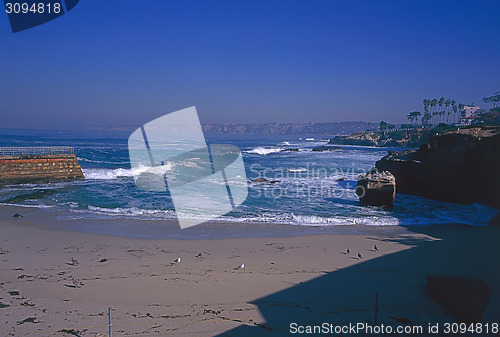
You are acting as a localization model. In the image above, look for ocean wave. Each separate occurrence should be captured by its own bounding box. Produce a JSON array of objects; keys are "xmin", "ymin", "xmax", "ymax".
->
[
  {"xmin": 245, "ymin": 147, "xmax": 283, "ymax": 155},
  {"xmin": 291, "ymin": 214, "xmax": 401, "ymax": 226},
  {"xmin": 288, "ymin": 168, "xmax": 307, "ymax": 173},
  {"xmin": 83, "ymin": 167, "xmax": 145, "ymax": 180}
]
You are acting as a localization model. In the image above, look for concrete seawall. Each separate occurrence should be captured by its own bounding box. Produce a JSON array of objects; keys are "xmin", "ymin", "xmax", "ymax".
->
[{"xmin": 0, "ymin": 154, "xmax": 84, "ymax": 183}]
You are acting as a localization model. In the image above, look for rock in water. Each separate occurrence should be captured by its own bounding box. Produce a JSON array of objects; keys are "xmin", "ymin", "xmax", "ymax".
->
[
  {"xmin": 490, "ymin": 212, "xmax": 500, "ymax": 227},
  {"xmin": 427, "ymin": 275, "xmax": 491, "ymax": 324},
  {"xmin": 312, "ymin": 145, "xmax": 342, "ymax": 152},
  {"xmin": 355, "ymin": 168, "xmax": 395, "ymax": 207}
]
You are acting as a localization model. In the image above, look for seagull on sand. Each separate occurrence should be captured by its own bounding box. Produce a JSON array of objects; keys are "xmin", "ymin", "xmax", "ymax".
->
[
  {"xmin": 70, "ymin": 257, "xmax": 79, "ymax": 266},
  {"xmin": 374, "ymin": 244, "xmax": 378, "ymax": 252},
  {"xmin": 195, "ymin": 253, "xmax": 203, "ymax": 258},
  {"xmin": 358, "ymin": 252, "xmax": 363, "ymax": 259},
  {"xmin": 346, "ymin": 247, "xmax": 350, "ymax": 255},
  {"xmin": 235, "ymin": 263, "xmax": 245, "ymax": 270},
  {"xmin": 170, "ymin": 257, "xmax": 181, "ymax": 266},
  {"xmin": 0, "ymin": 248, "xmax": 9, "ymax": 255},
  {"xmin": 71, "ymin": 278, "xmax": 83, "ymax": 288}
]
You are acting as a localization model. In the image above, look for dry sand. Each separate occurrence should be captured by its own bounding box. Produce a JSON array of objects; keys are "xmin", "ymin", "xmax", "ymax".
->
[{"xmin": 0, "ymin": 205, "xmax": 499, "ymax": 336}]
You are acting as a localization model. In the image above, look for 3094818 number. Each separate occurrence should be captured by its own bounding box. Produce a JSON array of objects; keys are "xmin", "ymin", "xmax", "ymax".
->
[{"xmin": 5, "ymin": 2, "xmax": 61, "ymax": 14}]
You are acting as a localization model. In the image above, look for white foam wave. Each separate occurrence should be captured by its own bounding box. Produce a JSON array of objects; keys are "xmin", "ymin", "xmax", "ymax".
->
[
  {"xmin": 306, "ymin": 138, "xmax": 315, "ymax": 141},
  {"xmin": 245, "ymin": 147, "xmax": 283, "ymax": 155},
  {"xmin": 288, "ymin": 168, "xmax": 307, "ymax": 173}
]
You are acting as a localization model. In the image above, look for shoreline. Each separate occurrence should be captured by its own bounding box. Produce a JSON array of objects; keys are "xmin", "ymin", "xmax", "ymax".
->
[{"xmin": 0, "ymin": 203, "xmax": 456, "ymax": 241}]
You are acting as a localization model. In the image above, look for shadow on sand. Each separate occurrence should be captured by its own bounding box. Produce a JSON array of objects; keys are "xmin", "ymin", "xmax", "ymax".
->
[{"xmin": 215, "ymin": 224, "xmax": 500, "ymax": 336}]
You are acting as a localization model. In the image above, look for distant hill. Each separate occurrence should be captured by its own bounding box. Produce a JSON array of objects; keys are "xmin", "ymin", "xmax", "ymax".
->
[{"xmin": 201, "ymin": 121, "xmax": 371, "ymax": 136}]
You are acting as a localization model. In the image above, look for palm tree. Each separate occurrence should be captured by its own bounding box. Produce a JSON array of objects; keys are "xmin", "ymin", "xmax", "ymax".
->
[
  {"xmin": 444, "ymin": 99, "xmax": 451, "ymax": 124},
  {"xmin": 438, "ymin": 97, "xmax": 445, "ymax": 124},
  {"xmin": 431, "ymin": 98, "xmax": 438, "ymax": 126},
  {"xmin": 450, "ymin": 99, "xmax": 457, "ymax": 123}
]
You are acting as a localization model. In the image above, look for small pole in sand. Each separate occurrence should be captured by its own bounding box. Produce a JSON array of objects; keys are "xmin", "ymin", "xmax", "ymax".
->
[
  {"xmin": 374, "ymin": 292, "xmax": 379, "ymax": 325},
  {"xmin": 108, "ymin": 307, "xmax": 113, "ymax": 337}
]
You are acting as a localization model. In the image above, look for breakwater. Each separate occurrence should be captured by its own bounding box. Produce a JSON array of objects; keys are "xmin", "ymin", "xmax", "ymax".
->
[{"xmin": 0, "ymin": 147, "xmax": 84, "ymax": 183}]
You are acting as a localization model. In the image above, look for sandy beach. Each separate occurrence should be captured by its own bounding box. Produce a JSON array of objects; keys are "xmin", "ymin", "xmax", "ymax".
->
[{"xmin": 0, "ymin": 205, "xmax": 499, "ymax": 337}]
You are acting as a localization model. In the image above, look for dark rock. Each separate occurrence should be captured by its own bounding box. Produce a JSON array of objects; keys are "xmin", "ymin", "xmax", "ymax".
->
[
  {"xmin": 312, "ymin": 145, "xmax": 342, "ymax": 152},
  {"xmin": 336, "ymin": 177, "xmax": 347, "ymax": 181},
  {"xmin": 280, "ymin": 148, "xmax": 299, "ymax": 152},
  {"xmin": 12, "ymin": 213, "xmax": 23, "ymax": 218},
  {"xmin": 376, "ymin": 126, "xmax": 500, "ymax": 209},
  {"xmin": 99, "ymin": 258, "xmax": 108, "ymax": 263},
  {"xmin": 490, "ymin": 212, "xmax": 500, "ymax": 227},
  {"xmin": 427, "ymin": 275, "xmax": 491, "ymax": 323},
  {"xmin": 355, "ymin": 168, "xmax": 395, "ymax": 207},
  {"xmin": 252, "ymin": 177, "xmax": 279, "ymax": 184},
  {"xmin": 4, "ymin": 189, "xmax": 57, "ymax": 204}
]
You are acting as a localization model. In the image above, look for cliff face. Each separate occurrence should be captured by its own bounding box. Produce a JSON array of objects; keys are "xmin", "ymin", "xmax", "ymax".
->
[
  {"xmin": 0, "ymin": 154, "xmax": 84, "ymax": 184},
  {"xmin": 375, "ymin": 126, "xmax": 500, "ymax": 209}
]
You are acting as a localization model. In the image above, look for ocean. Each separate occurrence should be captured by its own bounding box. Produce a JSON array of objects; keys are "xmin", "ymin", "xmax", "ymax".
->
[{"xmin": 0, "ymin": 128, "xmax": 496, "ymax": 238}]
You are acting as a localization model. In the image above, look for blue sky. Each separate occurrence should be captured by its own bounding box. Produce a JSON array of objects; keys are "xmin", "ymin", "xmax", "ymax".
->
[{"xmin": 1, "ymin": 0, "xmax": 499, "ymax": 129}]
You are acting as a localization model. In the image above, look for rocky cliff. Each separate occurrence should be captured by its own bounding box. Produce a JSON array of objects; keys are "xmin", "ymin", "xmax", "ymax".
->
[
  {"xmin": 375, "ymin": 126, "xmax": 500, "ymax": 209},
  {"xmin": 329, "ymin": 128, "xmax": 431, "ymax": 147}
]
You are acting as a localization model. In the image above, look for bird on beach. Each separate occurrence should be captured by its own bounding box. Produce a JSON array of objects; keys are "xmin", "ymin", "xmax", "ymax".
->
[
  {"xmin": 71, "ymin": 278, "xmax": 83, "ymax": 289},
  {"xmin": 170, "ymin": 257, "xmax": 181, "ymax": 266},
  {"xmin": 70, "ymin": 257, "xmax": 79, "ymax": 266},
  {"xmin": 0, "ymin": 248, "xmax": 9, "ymax": 255},
  {"xmin": 346, "ymin": 247, "xmax": 350, "ymax": 255},
  {"xmin": 374, "ymin": 244, "xmax": 378, "ymax": 252},
  {"xmin": 235, "ymin": 263, "xmax": 245, "ymax": 270},
  {"xmin": 358, "ymin": 252, "xmax": 363, "ymax": 259},
  {"xmin": 195, "ymin": 253, "xmax": 203, "ymax": 258}
]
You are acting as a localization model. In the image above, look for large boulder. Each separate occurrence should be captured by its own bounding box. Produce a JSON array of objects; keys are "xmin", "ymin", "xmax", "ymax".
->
[
  {"xmin": 376, "ymin": 126, "xmax": 500, "ymax": 209},
  {"xmin": 427, "ymin": 275, "xmax": 491, "ymax": 324},
  {"xmin": 355, "ymin": 168, "xmax": 396, "ymax": 207}
]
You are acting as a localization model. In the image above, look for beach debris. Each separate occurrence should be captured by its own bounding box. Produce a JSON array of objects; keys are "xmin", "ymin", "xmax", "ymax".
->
[
  {"xmin": 58, "ymin": 328, "xmax": 88, "ymax": 336},
  {"xmin": 71, "ymin": 278, "xmax": 84, "ymax": 289},
  {"xmin": 8, "ymin": 290, "xmax": 20, "ymax": 296},
  {"xmin": 69, "ymin": 257, "xmax": 79, "ymax": 266},
  {"xmin": 195, "ymin": 252, "xmax": 203, "ymax": 258},
  {"xmin": 374, "ymin": 244, "xmax": 378, "ymax": 252},
  {"xmin": 0, "ymin": 301, "xmax": 9, "ymax": 309},
  {"xmin": 17, "ymin": 317, "xmax": 39, "ymax": 325},
  {"xmin": 346, "ymin": 247, "xmax": 350, "ymax": 255},
  {"xmin": 235, "ymin": 263, "xmax": 245, "ymax": 270},
  {"xmin": 357, "ymin": 252, "xmax": 363, "ymax": 259},
  {"xmin": 12, "ymin": 213, "xmax": 23, "ymax": 218}
]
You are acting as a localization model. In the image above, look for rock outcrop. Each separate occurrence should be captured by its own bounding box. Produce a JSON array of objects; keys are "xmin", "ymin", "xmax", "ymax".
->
[
  {"xmin": 355, "ymin": 168, "xmax": 396, "ymax": 207},
  {"xmin": 311, "ymin": 145, "xmax": 342, "ymax": 152},
  {"xmin": 376, "ymin": 126, "xmax": 500, "ymax": 209},
  {"xmin": 490, "ymin": 212, "xmax": 500, "ymax": 227},
  {"xmin": 427, "ymin": 275, "xmax": 491, "ymax": 324},
  {"xmin": 329, "ymin": 129, "xmax": 430, "ymax": 147}
]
